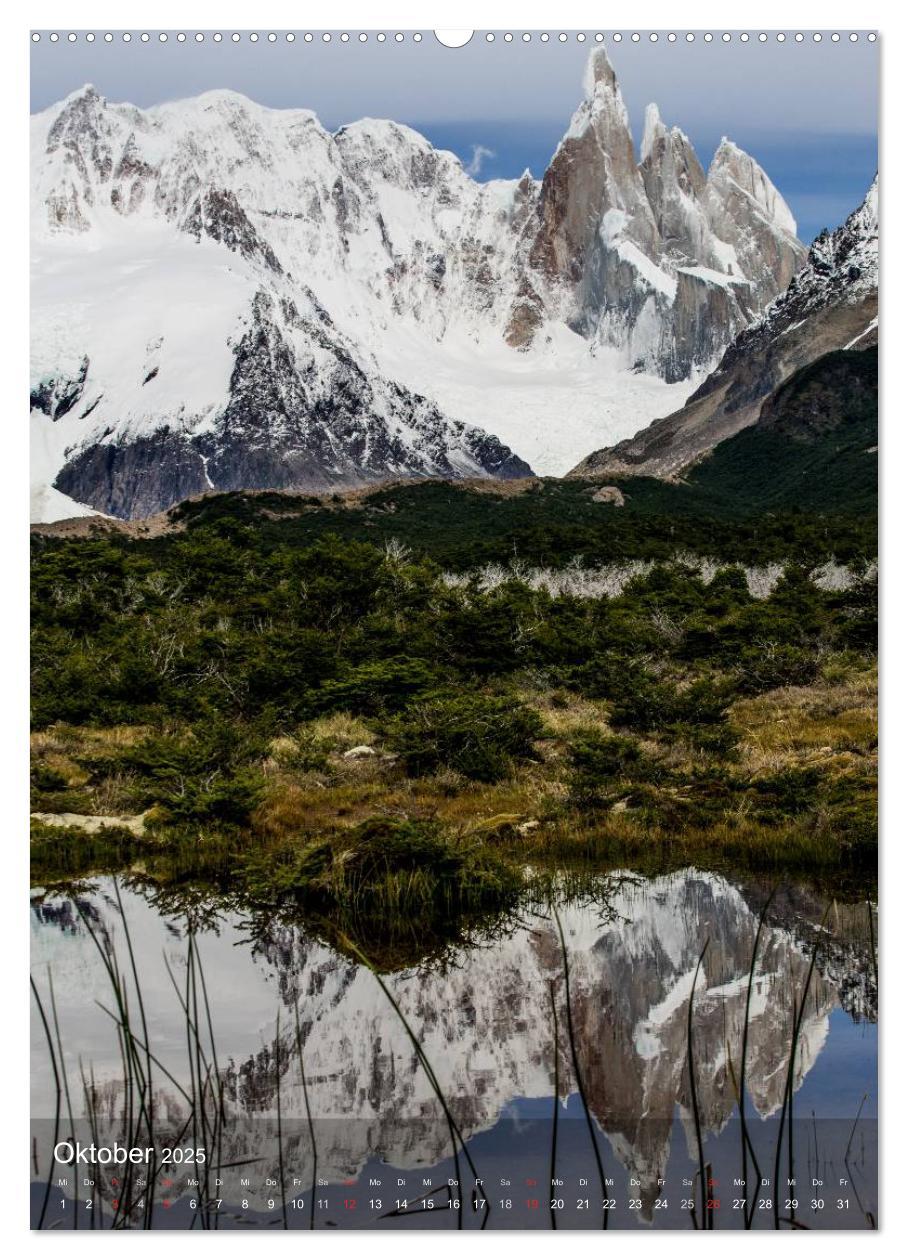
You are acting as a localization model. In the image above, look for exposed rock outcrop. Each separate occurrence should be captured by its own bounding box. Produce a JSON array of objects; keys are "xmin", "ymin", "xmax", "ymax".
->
[
  {"xmin": 571, "ymin": 178, "xmax": 878, "ymax": 479},
  {"xmin": 509, "ymin": 60, "xmax": 804, "ymax": 382}
]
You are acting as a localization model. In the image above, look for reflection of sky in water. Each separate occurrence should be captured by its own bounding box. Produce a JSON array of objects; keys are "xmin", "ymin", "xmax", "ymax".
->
[
  {"xmin": 30, "ymin": 886, "xmax": 288, "ymax": 1108},
  {"xmin": 793, "ymin": 1009, "xmax": 877, "ymax": 1119}
]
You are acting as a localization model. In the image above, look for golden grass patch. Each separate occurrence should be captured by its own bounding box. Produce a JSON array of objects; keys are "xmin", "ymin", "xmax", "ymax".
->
[
  {"xmin": 301, "ymin": 712, "xmax": 377, "ymax": 750},
  {"xmin": 732, "ymin": 670, "xmax": 877, "ymax": 772}
]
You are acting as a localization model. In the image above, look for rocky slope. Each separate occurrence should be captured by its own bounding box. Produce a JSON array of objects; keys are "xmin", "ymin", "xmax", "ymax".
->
[
  {"xmin": 31, "ymin": 51, "xmax": 805, "ymax": 519},
  {"xmin": 571, "ymin": 178, "xmax": 878, "ymax": 480},
  {"xmin": 674, "ymin": 348, "xmax": 878, "ymax": 515}
]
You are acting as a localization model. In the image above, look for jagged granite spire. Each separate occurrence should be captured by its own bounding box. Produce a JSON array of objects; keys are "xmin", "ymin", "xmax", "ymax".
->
[
  {"xmin": 506, "ymin": 49, "xmax": 805, "ymax": 377},
  {"xmin": 639, "ymin": 103, "xmax": 710, "ymax": 262},
  {"xmin": 525, "ymin": 47, "xmax": 657, "ymax": 289}
]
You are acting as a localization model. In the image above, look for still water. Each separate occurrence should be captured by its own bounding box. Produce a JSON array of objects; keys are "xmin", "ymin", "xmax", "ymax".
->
[{"xmin": 30, "ymin": 868, "xmax": 877, "ymax": 1229}]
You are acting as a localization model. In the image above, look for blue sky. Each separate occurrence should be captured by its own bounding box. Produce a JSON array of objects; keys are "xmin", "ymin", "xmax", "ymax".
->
[{"xmin": 30, "ymin": 31, "xmax": 878, "ymax": 243}]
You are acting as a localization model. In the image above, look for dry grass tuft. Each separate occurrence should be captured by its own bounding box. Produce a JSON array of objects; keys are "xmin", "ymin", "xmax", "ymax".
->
[
  {"xmin": 733, "ymin": 668, "xmax": 877, "ymax": 774},
  {"xmin": 252, "ymin": 783, "xmax": 316, "ymax": 839},
  {"xmin": 301, "ymin": 712, "xmax": 377, "ymax": 750}
]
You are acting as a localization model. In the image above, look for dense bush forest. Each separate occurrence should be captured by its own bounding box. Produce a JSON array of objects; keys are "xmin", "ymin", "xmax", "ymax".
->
[
  {"xmin": 162, "ymin": 479, "xmax": 876, "ymax": 572},
  {"xmin": 32, "ymin": 497, "xmax": 877, "ymax": 908}
]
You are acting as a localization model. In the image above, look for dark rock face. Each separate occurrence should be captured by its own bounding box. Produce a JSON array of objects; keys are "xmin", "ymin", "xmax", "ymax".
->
[
  {"xmin": 571, "ymin": 179, "xmax": 878, "ymax": 480},
  {"xmin": 56, "ymin": 421, "xmax": 531, "ymax": 519},
  {"xmin": 54, "ymin": 429, "xmax": 209, "ymax": 520},
  {"xmin": 503, "ymin": 277, "xmax": 546, "ymax": 348},
  {"xmin": 661, "ymin": 269, "xmax": 754, "ymax": 385},
  {"xmin": 184, "ymin": 188, "xmax": 282, "ymax": 272}
]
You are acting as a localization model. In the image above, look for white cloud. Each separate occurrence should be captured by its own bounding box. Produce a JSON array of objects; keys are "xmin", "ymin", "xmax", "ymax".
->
[{"xmin": 465, "ymin": 143, "xmax": 495, "ymax": 177}]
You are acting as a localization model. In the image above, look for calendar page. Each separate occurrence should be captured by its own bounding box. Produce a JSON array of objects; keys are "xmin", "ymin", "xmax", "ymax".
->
[{"xmin": 29, "ymin": 27, "xmax": 878, "ymax": 1232}]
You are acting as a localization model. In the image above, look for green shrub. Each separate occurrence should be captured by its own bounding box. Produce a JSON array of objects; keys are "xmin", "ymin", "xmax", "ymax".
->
[
  {"xmin": 674, "ymin": 678, "xmax": 735, "ymax": 725},
  {"xmin": 246, "ymin": 817, "xmax": 522, "ymax": 913},
  {"xmin": 734, "ymin": 644, "xmax": 820, "ymax": 695},
  {"xmin": 306, "ymin": 656, "xmax": 439, "ymax": 717},
  {"xmin": 567, "ymin": 729, "xmax": 652, "ymax": 806},
  {"xmin": 606, "ymin": 671, "xmax": 733, "ymax": 732},
  {"xmin": 118, "ymin": 721, "xmax": 266, "ymax": 825},
  {"xmin": 385, "ymin": 689, "xmax": 546, "ymax": 782},
  {"xmin": 831, "ymin": 574, "xmax": 878, "ymax": 651},
  {"xmin": 749, "ymin": 767, "xmax": 823, "ymax": 821}
]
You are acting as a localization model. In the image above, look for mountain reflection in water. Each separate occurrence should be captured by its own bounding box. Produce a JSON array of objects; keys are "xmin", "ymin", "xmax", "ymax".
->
[{"xmin": 30, "ymin": 868, "xmax": 876, "ymax": 1211}]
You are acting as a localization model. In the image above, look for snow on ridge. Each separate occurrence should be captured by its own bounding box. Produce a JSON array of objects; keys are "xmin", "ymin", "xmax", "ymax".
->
[
  {"xmin": 640, "ymin": 103, "xmax": 662, "ymax": 163},
  {"xmin": 676, "ymin": 264, "xmax": 750, "ymax": 291}
]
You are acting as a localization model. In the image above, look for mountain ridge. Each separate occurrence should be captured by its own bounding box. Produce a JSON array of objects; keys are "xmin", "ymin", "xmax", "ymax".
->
[{"xmin": 31, "ymin": 51, "xmax": 805, "ymax": 520}]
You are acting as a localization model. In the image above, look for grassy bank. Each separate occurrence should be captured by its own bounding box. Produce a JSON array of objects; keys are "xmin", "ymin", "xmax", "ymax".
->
[{"xmin": 32, "ymin": 657, "xmax": 876, "ymax": 890}]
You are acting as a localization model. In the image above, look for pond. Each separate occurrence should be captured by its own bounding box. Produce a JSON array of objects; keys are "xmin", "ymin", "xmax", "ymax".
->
[{"xmin": 30, "ymin": 867, "xmax": 877, "ymax": 1230}]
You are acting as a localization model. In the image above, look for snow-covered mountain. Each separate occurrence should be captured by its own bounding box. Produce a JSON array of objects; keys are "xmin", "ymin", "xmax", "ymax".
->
[
  {"xmin": 572, "ymin": 177, "xmax": 878, "ymax": 480},
  {"xmin": 30, "ymin": 50, "xmax": 805, "ymax": 520}
]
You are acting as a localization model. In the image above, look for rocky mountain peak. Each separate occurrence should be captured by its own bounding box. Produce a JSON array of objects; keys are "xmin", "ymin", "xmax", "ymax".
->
[
  {"xmin": 512, "ymin": 49, "xmax": 805, "ymax": 376},
  {"xmin": 640, "ymin": 107, "xmax": 702, "ymax": 189},
  {"xmin": 639, "ymin": 106, "xmax": 709, "ymax": 265},
  {"xmin": 525, "ymin": 48, "xmax": 656, "ymax": 294},
  {"xmin": 854, "ymin": 173, "xmax": 879, "ymax": 232},
  {"xmin": 751, "ymin": 175, "xmax": 878, "ymax": 345},
  {"xmin": 807, "ymin": 175, "xmax": 877, "ymax": 285},
  {"xmin": 32, "ymin": 49, "xmax": 810, "ymax": 519},
  {"xmin": 707, "ymin": 136, "xmax": 798, "ymax": 239},
  {"xmin": 582, "ymin": 45, "xmax": 620, "ymax": 98}
]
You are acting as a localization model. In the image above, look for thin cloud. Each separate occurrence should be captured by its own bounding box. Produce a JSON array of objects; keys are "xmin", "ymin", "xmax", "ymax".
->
[{"xmin": 465, "ymin": 144, "xmax": 495, "ymax": 177}]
